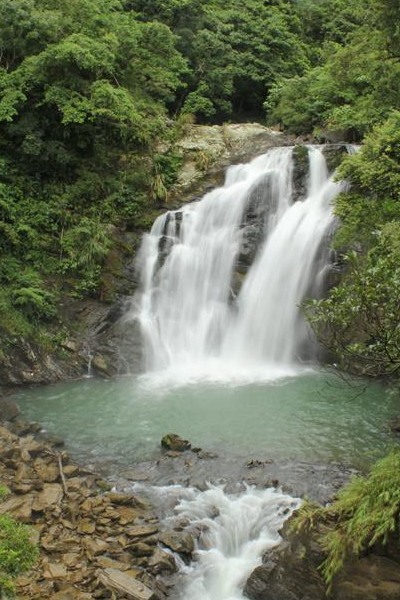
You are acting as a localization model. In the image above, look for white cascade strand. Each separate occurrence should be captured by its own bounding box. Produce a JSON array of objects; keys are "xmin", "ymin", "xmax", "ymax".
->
[
  {"xmin": 130, "ymin": 145, "xmax": 345, "ymax": 383},
  {"xmin": 170, "ymin": 485, "xmax": 299, "ymax": 600},
  {"xmin": 224, "ymin": 147, "xmax": 345, "ymax": 365}
]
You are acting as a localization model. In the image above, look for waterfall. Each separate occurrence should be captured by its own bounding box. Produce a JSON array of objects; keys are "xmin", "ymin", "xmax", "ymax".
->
[{"xmin": 130, "ymin": 146, "xmax": 345, "ymax": 382}]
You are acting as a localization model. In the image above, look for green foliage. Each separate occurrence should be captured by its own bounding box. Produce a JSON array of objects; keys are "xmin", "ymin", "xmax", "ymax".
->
[
  {"xmin": 131, "ymin": 0, "xmax": 309, "ymax": 122},
  {"xmin": 294, "ymin": 0, "xmax": 365, "ymax": 61},
  {"xmin": 0, "ymin": 513, "xmax": 39, "ymax": 596},
  {"xmin": 306, "ymin": 240, "xmax": 400, "ymax": 377},
  {"xmin": 269, "ymin": 0, "xmax": 400, "ymax": 139},
  {"xmin": 0, "ymin": 487, "xmax": 10, "ymax": 501},
  {"xmin": 150, "ymin": 152, "xmax": 183, "ymax": 202},
  {"xmin": 0, "ymin": 0, "xmax": 188, "ymax": 336},
  {"xmin": 306, "ymin": 115, "xmax": 400, "ymax": 377},
  {"xmin": 336, "ymin": 112, "xmax": 400, "ymax": 245},
  {"xmin": 291, "ymin": 450, "xmax": 400, "ymax": 591}
]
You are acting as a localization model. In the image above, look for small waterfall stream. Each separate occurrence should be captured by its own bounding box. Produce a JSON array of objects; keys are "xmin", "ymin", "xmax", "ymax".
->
[
  {"xmin": 144, "ymin": 484, "xmax": 300, "ymax": 600},
  {"xmin": 131, "ymin": 145, "xmax": 345, "ymax": 382}
]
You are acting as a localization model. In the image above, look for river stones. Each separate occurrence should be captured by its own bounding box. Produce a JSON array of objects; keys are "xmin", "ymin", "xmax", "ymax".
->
[{"xmin": 0, "ymin": 422, "xmax": 177, "ymax": 599}]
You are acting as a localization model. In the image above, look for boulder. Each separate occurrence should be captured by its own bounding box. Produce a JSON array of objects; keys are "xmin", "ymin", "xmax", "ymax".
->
[
  {"xmin": 244, "ymin": 539, "xmax": 325, "ymax": 600},
  {"xmin": 34, "ymin": 458, "xmax": 60, "ymax": 483},
  {"xmin": 322, "ymin": 143, "xmax": 349, "ymax": 173},
  {"xmin": 335, "ymin": 555, "xmax": 400, "ymax": 600},
  {"xmin": 244, "ymin": 517, "xmax": 400, "ymax": 600},
  {"xmin": 0, "ymin": 397, "xmax": 20, "ymax": 421},
  {"xmin": 148, "ymin": 547, "xmax": 177, "ymax": 575},
  {"xmin": 159, "ymin": 531, "xmax": 194, "ymax": 555},
  {"xmin": 161, "ymin": 433, "xmax": 191, "ymax": 452}
]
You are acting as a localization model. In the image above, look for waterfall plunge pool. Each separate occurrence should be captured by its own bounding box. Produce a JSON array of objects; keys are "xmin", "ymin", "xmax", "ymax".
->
[{"xmin": 14, "ymin": 369, "xmax": 399, "ymax": 477}]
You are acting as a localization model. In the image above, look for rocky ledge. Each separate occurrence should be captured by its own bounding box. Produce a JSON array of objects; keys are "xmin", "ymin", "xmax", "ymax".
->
[
  {"xmin": 0, "ymin": 410, "xmax": 194, "ymax": 600},
  {"xmin": 167, "ymin": 122, "xmax": 288, "ymax": 204}
]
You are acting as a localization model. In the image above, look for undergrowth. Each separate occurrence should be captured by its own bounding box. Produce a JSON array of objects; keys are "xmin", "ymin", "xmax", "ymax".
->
[
  {"xmin": 290, "ymin": 449, "xmax": 400, "ymax": 592},
  {"xmin": 0, "ymin": 513, "xmax": 39, "ymax": 598}
]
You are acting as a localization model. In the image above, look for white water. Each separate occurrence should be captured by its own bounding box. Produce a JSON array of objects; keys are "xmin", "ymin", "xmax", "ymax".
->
[
  {"xmin": 147, "ymin": 484, "xmax": 299, "ymax": 600},
  {"xmin": 130, "ymin": 145, "xmax": 345, "ymax": 384}
]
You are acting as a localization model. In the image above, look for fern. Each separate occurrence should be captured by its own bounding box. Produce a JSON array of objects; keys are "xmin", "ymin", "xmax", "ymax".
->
[{"xmin": 293, "ymin": 450, "xmax": 400, "ymax": 592}]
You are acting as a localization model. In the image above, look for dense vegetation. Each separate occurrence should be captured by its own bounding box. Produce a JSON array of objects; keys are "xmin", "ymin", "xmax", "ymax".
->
[{"xmin": 0, "ymin": 0, "xmax": 399, "ymax": 382}]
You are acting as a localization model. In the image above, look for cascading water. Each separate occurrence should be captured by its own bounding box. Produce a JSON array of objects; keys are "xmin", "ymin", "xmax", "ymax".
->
[
  {"xmin": 144, "ymin": 484, "xmax": 299, "ymax": 600},
  {"xmin": 131, "ymin": 145, "xmax": 345, "ymax": 382}
]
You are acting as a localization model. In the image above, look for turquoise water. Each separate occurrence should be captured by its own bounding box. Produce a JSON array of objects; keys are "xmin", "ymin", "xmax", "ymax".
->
[{"xmin": 14, "ymin": 370, "xmax": 399, "ymax": 471}]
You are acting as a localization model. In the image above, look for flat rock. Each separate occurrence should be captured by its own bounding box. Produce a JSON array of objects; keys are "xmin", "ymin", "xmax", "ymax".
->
[
  {"xmin": 0, "ymin": 424, "xmax": 17, "ymax": 442},
  {"xmin": 129, "ymin": 542, "xmax": 154, "ymax": 557},
  {"xmin": 43, "ymin": 562, "xmax": 68, "ymax": 579},
  {"xmin": 115, "ymin": 505, "xmax": 142, "ymax": 524},
  {"xmin": 77, "ymin": 518, "xmax": 96, "ymax": 534},
  {"xmin": 53, "ymin": 592, "xmax": 91, "ymax": 600},
  {"xmin": 105, "ymin": 492, "xmax": 135, "ymax": 505},
  {"xmin": 82, "ymin": 537, "xmax": 109, "ymax": 557},
  {"xmin": 0, "ymin": 495, "xmax": 34, "ymax": 522},
  {"xmin": 126, "ymin": 524, "xmax": 159, "ymax": 539},
  {"xmin": 98, "ymin": 568, "xmax": 156, "ymax": 600},
  {"xmin": 32, "ymin": 484, "xmax": 63, "ymax": 511}
]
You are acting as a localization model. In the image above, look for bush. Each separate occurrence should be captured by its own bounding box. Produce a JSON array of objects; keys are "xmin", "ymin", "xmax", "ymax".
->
[{"xmin": 0, "ymin": 514, "xmax": 39, "ymax": 597}]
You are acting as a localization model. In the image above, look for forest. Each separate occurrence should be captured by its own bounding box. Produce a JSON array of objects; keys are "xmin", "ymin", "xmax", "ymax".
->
[{"xmin": 0, "ymin": 0, "xmax": 399, "ymax": 378}]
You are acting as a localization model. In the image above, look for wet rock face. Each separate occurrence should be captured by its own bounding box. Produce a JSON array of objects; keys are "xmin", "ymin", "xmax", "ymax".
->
[
  {"xmin": 244, "ymin": 536, "xmax": 325, "ymax": 600},
  {"xmin": 292, "ymin": 144, "xmax": 310, "ymax": 202},
  {"xmin": 322, "ymin": 143, "xmax": 349, "ymax": 174},
  {"xmin": 235, "ymin": 172, "xmax": 277, "ymax": 274},
  {"xmin": 0, "ymin": 338, "xmax": 85, "ymax": 386}
]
